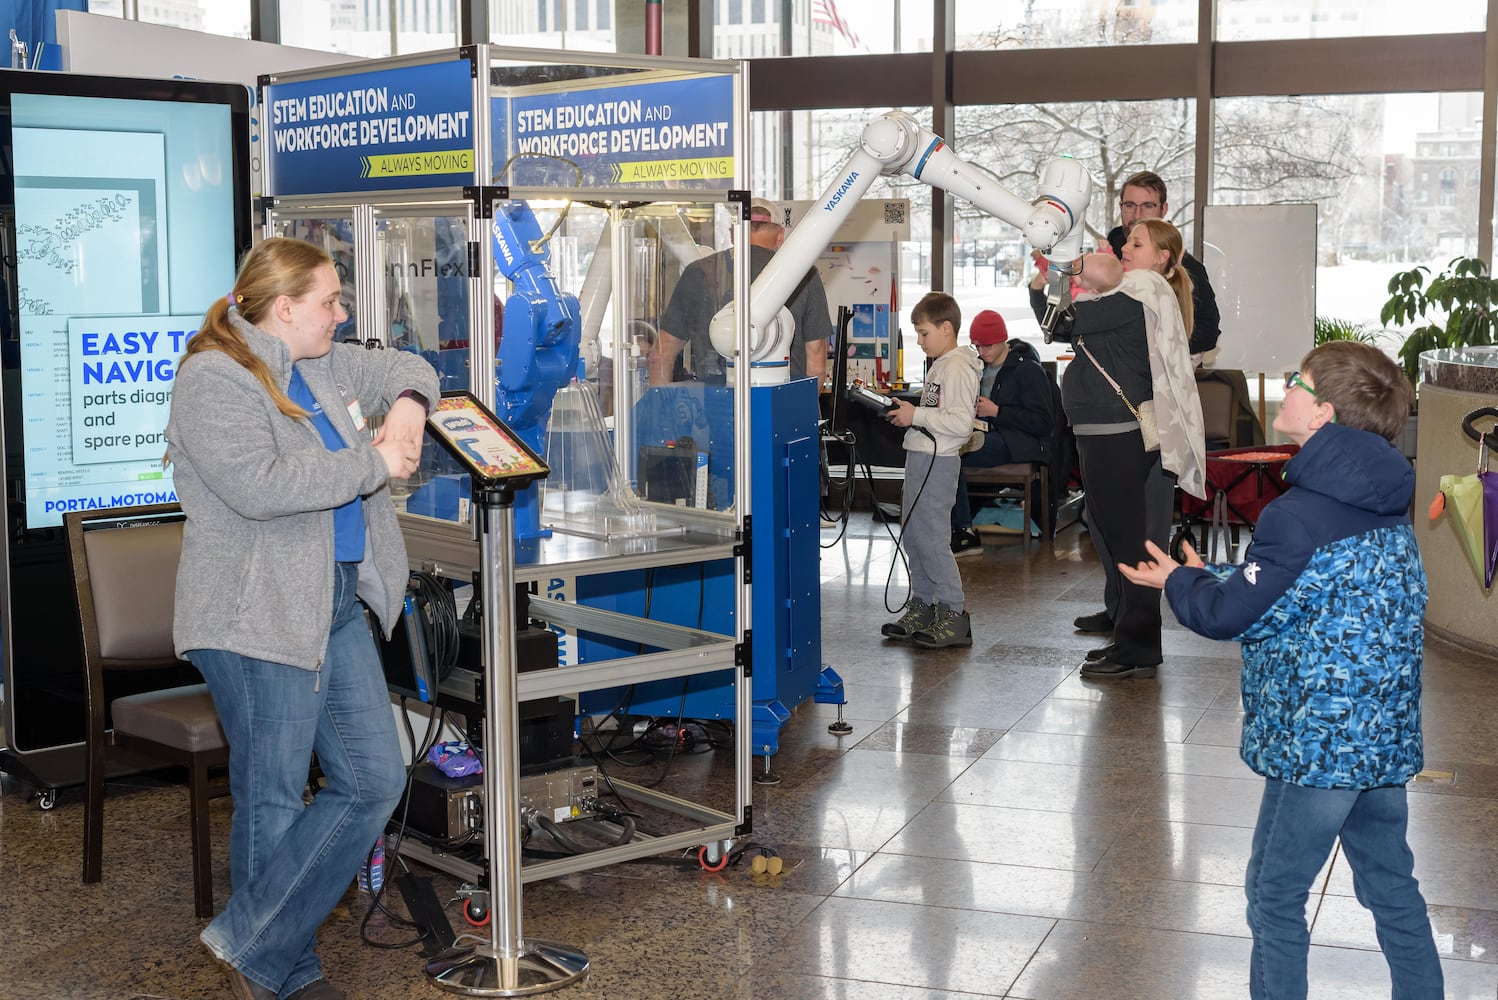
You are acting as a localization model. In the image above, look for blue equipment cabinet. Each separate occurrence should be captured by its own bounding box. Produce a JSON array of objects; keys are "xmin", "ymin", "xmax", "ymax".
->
[{"xmin": 576, "ymin": 377, "xmax": 844, "ymax": 756}]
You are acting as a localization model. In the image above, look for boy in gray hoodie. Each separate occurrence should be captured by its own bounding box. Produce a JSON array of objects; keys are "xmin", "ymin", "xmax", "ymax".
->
[{"xmin": 880, "ymin": 291, "xmax": 983, "ymax": 648}]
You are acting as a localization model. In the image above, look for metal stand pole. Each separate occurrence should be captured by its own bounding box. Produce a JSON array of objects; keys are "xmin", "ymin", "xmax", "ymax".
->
[{"xmin": 432, "ymin": 488, "xmax": 588, "ymax": 996}]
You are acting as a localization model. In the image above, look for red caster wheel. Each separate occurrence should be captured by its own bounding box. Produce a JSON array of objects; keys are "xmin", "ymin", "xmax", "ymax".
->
[
  {"xmin": 464, "ymin": 898, "xmax": 491, "ymax": 927},
  {"xmin": 698, "ymin": 845, "xmax": 729, "ymax": 872}
]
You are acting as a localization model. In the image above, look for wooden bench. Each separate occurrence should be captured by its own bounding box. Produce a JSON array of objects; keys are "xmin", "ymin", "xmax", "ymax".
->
[{"xmin": 964, "ymin": 462, "xmax": 1050, "ymax": 555}]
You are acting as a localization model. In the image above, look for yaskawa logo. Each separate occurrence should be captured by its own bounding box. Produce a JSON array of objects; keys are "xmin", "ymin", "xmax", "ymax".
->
[
  {"xmin": 492, "ymin": 223, "xmax": 517, "ymax": 269},
  {"xmin": 824, "ymin": 172, "xmax": 860, "ymax": 211}
]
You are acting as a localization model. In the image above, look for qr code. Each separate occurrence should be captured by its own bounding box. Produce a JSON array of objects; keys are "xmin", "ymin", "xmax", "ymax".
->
[{"xmin": 883, "ymin": 202, "xmax": 907, "ymax": 225}]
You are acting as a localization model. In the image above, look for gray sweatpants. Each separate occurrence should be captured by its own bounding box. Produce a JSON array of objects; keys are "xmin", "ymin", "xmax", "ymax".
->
[{"xmin": 902, "ymin": 451, "xmax": 964, "ymax": 611}]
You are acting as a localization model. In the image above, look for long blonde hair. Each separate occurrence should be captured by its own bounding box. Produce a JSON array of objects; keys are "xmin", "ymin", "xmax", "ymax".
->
[
  {"xmin": 1132, "ymin": 218, "xmax": 1194, "ymax": 338},
  {"xmin": 181, "ymin": 237, "xmax": 335, "ymax": 417}
]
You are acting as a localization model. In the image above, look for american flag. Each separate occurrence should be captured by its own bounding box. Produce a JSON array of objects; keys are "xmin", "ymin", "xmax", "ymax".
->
[{"xmin": 812, "ymin": 0, "xmax": 862, "ymax": 49}]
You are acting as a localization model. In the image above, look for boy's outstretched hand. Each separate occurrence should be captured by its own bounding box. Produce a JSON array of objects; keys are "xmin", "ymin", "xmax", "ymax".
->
[{"xmin": 1119, "ymin": 539, "xmax": 1203, "ymax": 590}]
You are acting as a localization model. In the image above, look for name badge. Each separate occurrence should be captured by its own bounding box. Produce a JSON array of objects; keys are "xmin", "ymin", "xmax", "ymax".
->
[{"xmin": 347, "ymin": 399, "xmax": 366, "ymax": 431}]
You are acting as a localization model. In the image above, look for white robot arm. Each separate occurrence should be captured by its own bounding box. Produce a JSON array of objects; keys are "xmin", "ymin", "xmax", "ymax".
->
[{"xmin": 709, "ymin": 110, "xmax": 1093, "ymax": 382}]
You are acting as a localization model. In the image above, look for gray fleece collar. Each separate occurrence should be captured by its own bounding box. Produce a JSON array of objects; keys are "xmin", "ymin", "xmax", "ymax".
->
[{"xmin": 227, "ymin": 310, "xmax": 294, "ymax": 385}]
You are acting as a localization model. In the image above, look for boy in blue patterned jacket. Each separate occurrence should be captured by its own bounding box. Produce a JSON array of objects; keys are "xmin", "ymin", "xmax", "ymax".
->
[{"xmin": 1120, "ymin": 341, "xmax": 1441, "ymax": 1000}]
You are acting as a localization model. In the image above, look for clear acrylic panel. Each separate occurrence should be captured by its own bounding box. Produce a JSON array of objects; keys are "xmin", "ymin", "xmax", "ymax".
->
[
  {"xmin": 271, "ymin": 216, "xmax": 360, "ymax": 342},
  {"xmin": 373, "ymin": 212, "xmax": 472, "ymax": 391},
  {"xmin": 615, "ymin": 200, "xmax": 741, "ymax": 520}
]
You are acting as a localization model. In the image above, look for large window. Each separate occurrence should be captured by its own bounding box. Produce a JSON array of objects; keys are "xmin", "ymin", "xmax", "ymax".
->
[
  {"xmin": 716, "ymin": 0, "xmax": 932, "ymax": 58},
  {"xmin": 957, "ymin": 0, "xmax": 1198, "ymax": 49},
  {"xmin": 279, "ymin": 0, "xmax": 459, "ymax": 56},
  {"xmin": 751, "ymin": 107, "xmax": 932, "ymax": 381},
  {"xmin": 949, "ymin": 100, "xmax": 1196, "ymax": 360},
  {"xmin": 85, "ymin": 0, "xmax": 251, "ymax": 38},
  {"xmin": 1217, "ymin": 0, "xmax": 1483, "ymax": 41},
  {"xmin": 488, "ymin": 0, "xmax": 616, "ymax": 50},
  {"xmin": 1213, "ymin": 92, "xmax": 1481, "ymax": 338}
]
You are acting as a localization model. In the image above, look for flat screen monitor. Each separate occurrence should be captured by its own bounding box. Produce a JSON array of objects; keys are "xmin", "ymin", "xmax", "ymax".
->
[{"xmin": 0, "ymin": 71, "xmax": 250, "ymax": 761}]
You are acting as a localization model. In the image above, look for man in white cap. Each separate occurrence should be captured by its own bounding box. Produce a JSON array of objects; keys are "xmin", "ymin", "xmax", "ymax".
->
[
  {"xmin": 650, "ymin": 196, "xmax": 832, "ymax": 386},
  {"xmin": 950, "ymin": 308, "xmax": 1054, "ymax": 556}
]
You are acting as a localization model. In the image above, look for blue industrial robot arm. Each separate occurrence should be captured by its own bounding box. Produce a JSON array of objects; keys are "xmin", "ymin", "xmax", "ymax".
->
[{"xmin": 491, "ymin": 200, "xmax": 581, "ymax": 438}]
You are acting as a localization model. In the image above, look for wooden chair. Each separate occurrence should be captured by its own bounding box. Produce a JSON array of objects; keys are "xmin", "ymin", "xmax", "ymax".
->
[
  {"xmin": 964, "ymin": 462, "xmax": 1050, "ymax": 555},
  {"xmin": 67, "ymin": 503, "xmax": 229, "ymax": 919}
]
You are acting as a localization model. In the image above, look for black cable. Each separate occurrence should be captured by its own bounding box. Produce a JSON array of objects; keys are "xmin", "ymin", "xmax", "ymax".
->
[
  {"xmin": 534, "ymin": 813, "xmax": 592, "ymax": 854},
  {"xmin": 634, "ymin": 564, "xmax": 709, "ymax": 787},
  {"xmin": 359, "ymin": 697, "xmax": 447, "ymax": 951},
  {"xmin": 819, "ymin": 425, "xmax": 858, "ymax": 548},
  {"xmin": 882, "ymin": 425, "xmax": 938, "ymax": 614},
  {"xmin": 409, "ymin": 572, "xmax": 460, "ymax": 682}
]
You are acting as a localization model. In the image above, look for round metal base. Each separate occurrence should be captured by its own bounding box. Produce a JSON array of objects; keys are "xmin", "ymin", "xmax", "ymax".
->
[
  {"xmin": 430, "ymin": 941, "xmax": 589, "ymax": 997},
  {"xmin": 826, "ymin": 720, "xmax": 854, "ymax": 735}
]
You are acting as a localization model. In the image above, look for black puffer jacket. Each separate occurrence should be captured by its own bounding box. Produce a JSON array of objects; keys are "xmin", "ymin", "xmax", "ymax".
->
[{"xmin": 980, "ymin": 338, "xmax": 1053, "ymax": 463}]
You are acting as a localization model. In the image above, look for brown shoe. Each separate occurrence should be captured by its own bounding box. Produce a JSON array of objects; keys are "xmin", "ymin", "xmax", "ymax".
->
[{"xmin": 287, "ymin": 979, "xmax": 347, "ymax": 1000}]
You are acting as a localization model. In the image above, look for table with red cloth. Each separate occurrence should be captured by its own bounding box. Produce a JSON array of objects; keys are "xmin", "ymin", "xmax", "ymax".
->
[{"xmin": 1178, "ymin": 444, "xmax": 1300, "ymax": 560}]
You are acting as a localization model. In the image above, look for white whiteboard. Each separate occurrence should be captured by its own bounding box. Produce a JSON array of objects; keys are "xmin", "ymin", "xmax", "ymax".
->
[{"xmin": 1202, "ymin": 204, "xmax": 1317, "ymax": 374}]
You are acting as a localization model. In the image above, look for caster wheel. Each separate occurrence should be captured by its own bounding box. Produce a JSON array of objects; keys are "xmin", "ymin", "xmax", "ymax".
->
[
  {"xmin": 463, "ymin": 899, "xmax": 490, "ymax": 927},
  {"xmin": 698, "ymin": 845, "xmax": 729, "ymax": 873}
]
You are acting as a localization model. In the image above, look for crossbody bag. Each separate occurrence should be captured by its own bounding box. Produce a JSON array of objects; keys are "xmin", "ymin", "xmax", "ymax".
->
[{"xmin": 1076, "ymin": 338, "xmax": 1159, "ymax": 452}]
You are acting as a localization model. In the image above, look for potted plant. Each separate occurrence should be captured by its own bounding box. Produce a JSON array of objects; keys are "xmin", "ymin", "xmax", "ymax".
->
[
  {"xmin": 1381, "ymin": 256, "xmax": 1498, "ymax": 379},
  {"xmin": 1314, "ymin": 316, "xmax": 1379, "ymax": 346}
]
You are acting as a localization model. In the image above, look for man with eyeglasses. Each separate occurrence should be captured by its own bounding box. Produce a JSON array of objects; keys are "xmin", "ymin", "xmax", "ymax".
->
[{"xmin": 1105, "ymin": 170, "xmax": 1221, "ymax": 355}]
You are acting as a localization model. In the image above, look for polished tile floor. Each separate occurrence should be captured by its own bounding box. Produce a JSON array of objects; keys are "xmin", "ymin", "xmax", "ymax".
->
[{"xmin": 3, "ymin": 516, "xmax": 1498, "ymax": 999}]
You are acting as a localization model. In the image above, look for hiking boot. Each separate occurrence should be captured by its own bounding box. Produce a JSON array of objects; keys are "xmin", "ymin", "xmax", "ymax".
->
[
  {"xmin": 913, "ymin": 603, "xmax": 973, "ymax": 649},
  {"xmin": 951, "ymin": 528, "xmax": 983, "ymax": 557},
  {"xmin": 882, "ymin": 599, "xmax": 936, "ymax": 639},
  {"xmin": 1073, "ymin": 610, "xmax": 1114, "ymax": 634}
]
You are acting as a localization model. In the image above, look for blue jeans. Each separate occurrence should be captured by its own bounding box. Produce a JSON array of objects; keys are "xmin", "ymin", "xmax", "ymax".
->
[
  {"xmin": 192, "ymin": 563, "xmax": 405, "ymax": 998},
  {"xmin": 1245, "ymin": 779, "xmax": 1443, "ymax": 1000},
  {"xmin": 950, "ymin": 431, "xmax": 1013, "ymax": 530}
]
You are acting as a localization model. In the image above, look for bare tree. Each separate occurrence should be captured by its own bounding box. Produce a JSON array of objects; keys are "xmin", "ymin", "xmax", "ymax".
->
[{"xmin": 794, "ymin": 35, "xmax": 1383, "ymax": 263}]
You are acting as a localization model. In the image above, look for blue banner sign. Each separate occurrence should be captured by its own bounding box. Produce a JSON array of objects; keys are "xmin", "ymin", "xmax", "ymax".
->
[
  {"xmin": 494, "ymin": 74, "xmax": 735, "ymax": 189},
  {"xmin": 265, "ymin": 58, "xmax": 476, "ymax": 195}
]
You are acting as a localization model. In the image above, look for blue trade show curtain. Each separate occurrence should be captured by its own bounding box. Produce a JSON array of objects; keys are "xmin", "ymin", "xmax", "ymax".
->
[{"xmin": 0, "ymin": 0, "xmax": 87, "ymax": 71}]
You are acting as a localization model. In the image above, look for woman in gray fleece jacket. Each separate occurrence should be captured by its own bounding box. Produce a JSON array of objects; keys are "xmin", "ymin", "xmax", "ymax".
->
[{"xmin": 166, "ymin": 238, "xmax": 438, "ymax": 1000}]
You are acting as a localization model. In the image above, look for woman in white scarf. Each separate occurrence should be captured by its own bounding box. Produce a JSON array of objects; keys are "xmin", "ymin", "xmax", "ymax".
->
[
  {"xmin": 1038, "ymin": 220, "xmax": 1206, "ymax": 677},
  {"xmin": 1088, "ymin": 219, "xmax": 1209, "ymax": 498}
]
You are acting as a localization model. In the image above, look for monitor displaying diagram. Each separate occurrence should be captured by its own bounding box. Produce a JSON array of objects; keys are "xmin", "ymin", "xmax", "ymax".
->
[
  {"xmin": 0, "ymin": 72, "xmax": 250, "ymax": 758},
  {"xmin": 5, "ymin": 89, "xmax": 247, "ymax": 530}
]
